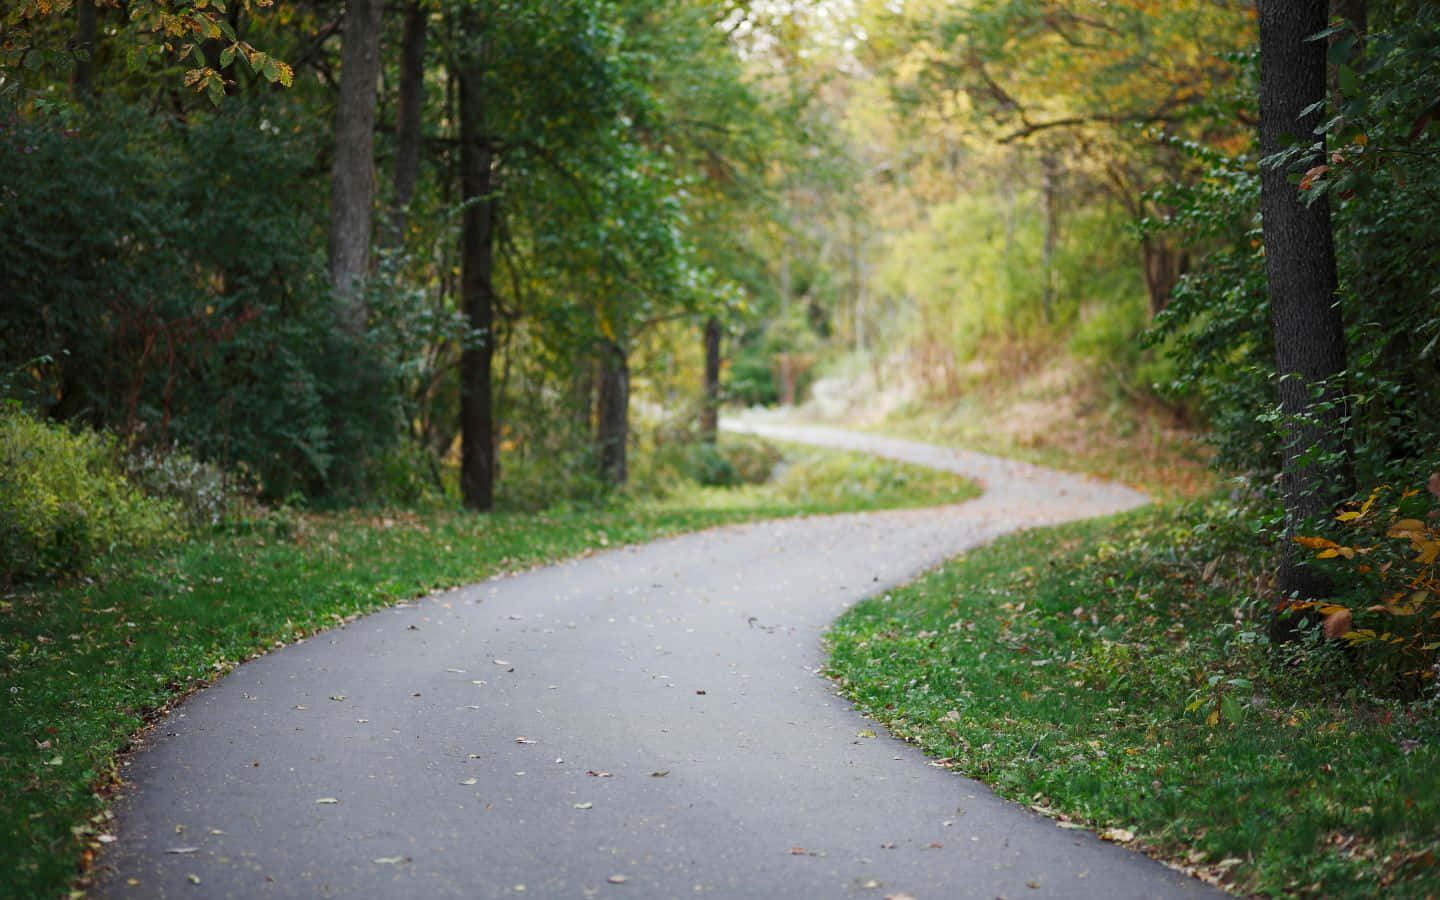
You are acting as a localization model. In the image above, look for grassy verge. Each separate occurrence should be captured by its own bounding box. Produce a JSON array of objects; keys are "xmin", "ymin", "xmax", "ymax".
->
[
  {"xmin": 0, "ymin": 442, "xmax": 975, "ymax": 899},
  {"xmin": 825, "ymin": 500, "xmax": 1440, "ymax": 897}
]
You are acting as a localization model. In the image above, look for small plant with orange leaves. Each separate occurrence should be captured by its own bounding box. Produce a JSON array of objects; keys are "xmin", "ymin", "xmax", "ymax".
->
[{"xmin": 1295, "ymin": 473, "xmax": 1440, "ymax": 696}]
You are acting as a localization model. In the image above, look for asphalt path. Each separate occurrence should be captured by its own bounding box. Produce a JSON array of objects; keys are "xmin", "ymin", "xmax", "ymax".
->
[{"xmin": 95, "ymin": 423, "xmax": 1223, "ymax": 899}]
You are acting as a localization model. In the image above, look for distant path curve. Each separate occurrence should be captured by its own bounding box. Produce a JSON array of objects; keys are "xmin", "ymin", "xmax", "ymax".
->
[{"xmin": 96, "ymin": 424, "xmax": 1220, "ymax": 899}]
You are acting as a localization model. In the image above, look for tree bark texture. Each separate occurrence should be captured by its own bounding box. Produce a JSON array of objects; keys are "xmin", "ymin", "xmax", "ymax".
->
[
  {"xmin": 701, "ymin": 317, "xmax": 721, "ymax": 444},
  {"xmin": 72, "ymin": 0, "xmax": 96, "ymax": 100},
  {"xmin": 327, "ymin": 0, "xmax": 384, "ymax": 333},
  {"xmin": 597, "ymin": 340, "xmax": 629, "ymax": 485},
  {"xmin": 387, "ymin": 0, "xmax": 427, "ymax": 247},
  {"xmin": 1258, "ymin": 0, "xmax": 1354, "ymax": 629},
  {"xmin": 459, "ymin": 54, "xmax": 496, "ymax": 511}
]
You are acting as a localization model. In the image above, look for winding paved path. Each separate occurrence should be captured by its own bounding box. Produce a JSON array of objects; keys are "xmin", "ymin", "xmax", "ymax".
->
[{"xmin": 96, "ymin": 424, "xmax": 1221, "ymax": 898}]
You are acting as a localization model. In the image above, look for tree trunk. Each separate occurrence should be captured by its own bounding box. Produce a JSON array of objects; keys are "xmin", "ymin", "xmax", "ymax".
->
[
  {"xmin": 596, "ymin": 340, "xmax": 629, "ymax": 485},
  {"xmin": 72, "ymin": 0, "xmax": 96, "ymax": 101},
  {"xmin": 458, "ymin": 51, "xmax": 496, "ymax": 511},
  {"xmin": 701, "ymin": 317, "xmax": 721, "ymax": 444},
  {"xmin": 1041, "ymin": 154, "xmax": 1059, "ymax": 322},
  {"xmin": 327, "ymin": 0, "xmax": 384, "ymax": 333},
  {"xmin": 1258, "ymin": 0, "xmax": 1354, "ymax": 638},
  {"xmin": 387, "ymin": 0, "xmax": 427, "ymax": 248},
  {"xmin": 1141, "ymin": 236, "xmax": 1188, "ymax": 316}
]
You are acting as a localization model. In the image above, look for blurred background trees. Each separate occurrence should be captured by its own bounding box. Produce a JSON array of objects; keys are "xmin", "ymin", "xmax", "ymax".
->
[{"xmin": 3, "ymin": 0, "xmax": 1438, "ymax": 587}]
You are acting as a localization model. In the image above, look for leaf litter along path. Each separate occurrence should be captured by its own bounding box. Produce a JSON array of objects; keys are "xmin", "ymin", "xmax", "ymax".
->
[{"xmin": 95, "ymin": 423, "xmax": 1222, "ymax": 899}]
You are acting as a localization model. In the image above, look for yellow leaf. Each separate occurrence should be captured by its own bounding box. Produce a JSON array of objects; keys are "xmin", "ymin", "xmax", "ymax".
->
[
  {"xmin": 1296, "ymin": 536, "xmax": 1340, "ymax": 550},
  {"xmin": 1204, "ymin": 708, "xmax": 1219, "ymax": 727},
  {"xmin": 1387, "ymin": 519, "xmax": 1427, "ymax": 537},
  {"xmin": 1416, "ymin": 541, "xmax": 1440, "ymax": 565}
]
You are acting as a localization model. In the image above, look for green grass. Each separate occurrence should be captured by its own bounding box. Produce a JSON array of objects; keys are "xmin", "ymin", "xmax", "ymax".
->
[
  {"xmin": 825, "ymin": 499, "xmax": 1440, "ymax": 897},
  {"xmin": 0, "ymin": 443, "xmax": 976, "ymax": 900}
]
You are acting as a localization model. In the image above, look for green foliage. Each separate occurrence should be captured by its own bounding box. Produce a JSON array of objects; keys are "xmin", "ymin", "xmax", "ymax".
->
[
  {"xmin": 0, "ymin": 101, "xmax": 406, "ymax": 501},
  {"xmin": 0, "ymin": 406, "xmax": 180, "ymax": 583},
  {"xmin": 1150, "ymin": 9, "xmax": 1440, "ymax": 486}
]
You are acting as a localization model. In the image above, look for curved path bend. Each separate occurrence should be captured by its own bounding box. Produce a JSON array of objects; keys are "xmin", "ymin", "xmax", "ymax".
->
[{"xmin": 97, "ymin": 424, "xmax": 1219, "ymax": 899}]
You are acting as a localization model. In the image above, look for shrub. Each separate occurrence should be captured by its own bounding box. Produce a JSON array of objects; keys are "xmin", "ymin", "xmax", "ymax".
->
[
  {"xmin": 0, "ymin": 406, "xmax": 181, "ymax": 583},
  {"xmin": 123, "ymin": 442, "xmax": 243, "ymax": 528},
  {"xmin": 1292, "ymin": 472, "xmax": 1440, "ymax": 696}
]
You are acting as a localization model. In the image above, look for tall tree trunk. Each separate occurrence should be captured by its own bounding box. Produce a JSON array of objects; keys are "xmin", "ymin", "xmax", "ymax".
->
[
  {"xmin": 701, "ymin": 317, "xmax": 721, "ymax": 444},
  {"xmin": 458, "ymin": 53, "xmax": 496, "ymax": 510},
  {"xmin": 387, "ymin": 0, "xmax": 427, "ymax": 248},
  {"xmin": 72, "ymin": 0, "xmax": 96, "ymax": 101},
  {"xmin": 597, "ymin": 340, "xmax": 629, "ymax": 485},
  {"xmin": 1258, "ymin": 0, "xmax": 1354, "ymax": 639},
  {"xmin": 328, "ymin": 0, "xmax": 384, "ymax": 333}
]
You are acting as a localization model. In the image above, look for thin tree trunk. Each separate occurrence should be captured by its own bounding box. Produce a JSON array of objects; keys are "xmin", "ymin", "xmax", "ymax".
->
[
  {"xmin": 597, "ymin": 340, "xmax": 629, "ymax": 485},
  {"xmin": 701, "ymin": 317, "xmax": 721, "ymax": 444},
  {"xmin": 458, "ymin": 50, "xmax": 496, "ymax": 511},
  {"xmin": 72, "ymin": 0, "xmax": 96, "ymax": 100},
  {"xmin": 1041, "ymin": 155, "xmax": 1059, "ymax": 322},
  {"xmin": 1141, "ymin": 237, "xmax": 1187, "ymax": 316},
  {"xmin": 387, "ymin": 0, "xmax": 427, "ymax": 247},
  {"xmin": 1258, "ymin": 0, "xmax": 1354, "ymax": 638},
  {"xmin": 328, "ymin": 0, "xmax": 384, "ymax": 333}
]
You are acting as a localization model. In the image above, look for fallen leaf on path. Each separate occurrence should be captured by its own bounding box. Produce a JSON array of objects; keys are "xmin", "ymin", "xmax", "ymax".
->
[
  {"xmin": 373, "ymin": 856, "xmax": 410, "ymax": 865},
  {"xmin": 923, "ymin": 842, "xmax": 943, "ymax": 849},
  {"xmin": 445, "ymin": 668, "xmax": 466, "ymax": 673},
  {"xmin": 329, "ymin": 695, "xmax": 345, "ymax": 701},
  {"xmin": 315, "ymin": 798, "xmax": 339, "ymax": 804},
  {"xmin": 493, "ymin": 659, "xmax": 510, "ymax": 666},
  {"xmin": 857, "ymin": 729, "xmax": 876, "ymax": 738},
  {"xmin": 573, "ymin": 802, "xmax": 593, "ymax": 809},
  {"xmin": 187, "ymin": 874, "xmax": 200, "ymax": 885},
  {"xmin": 164, "ymin": 847, "xmax": 199, "ymax": 854},
  {"xmin": 860, "ymin": 879, "xmax": 881, "ymax": 889},
  {"xmin": 514, "ymin": 737, "xmax": 537, "ymax": 744},
  {"xmin": 1099, "ymin": 828, "xmax": 1135, "ymax": 843},
  {"xmin": 587, "ymin": 770, "xmax": 613, "ymax": 778},
  {"xmin": 97, "ymin": 834, "xmax": 117, "ymax": 844},
  {"xmin": 884, "ymin": 894, "xmax": 916, "ymax": 900},
  {"xmin": 460, "ymin": 777, "xmax": 478, "ymax": 785},
  {"xmin": 1027, "ymin": 880, "xmax": 1042, "ymax": 889},
  {"xmin": 607, "ymin": 874, "xmax": 628, "ymax": 884},
  {"xmin": 879, "ymin": 842, "xmax": 895, "ymax": 849},
  {"xmin": 650, "ymin": 770, "xmax": 669, "ymax": 777}
]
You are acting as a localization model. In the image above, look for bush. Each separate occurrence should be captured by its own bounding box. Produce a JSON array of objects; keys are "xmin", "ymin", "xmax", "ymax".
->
[
  {"xmin": 0, "ymin": 407, "xmax": 181, "ymax": 583},
  {"xmin": 123, "ymin": 442, "xmax": 244, "ymax": 528}
]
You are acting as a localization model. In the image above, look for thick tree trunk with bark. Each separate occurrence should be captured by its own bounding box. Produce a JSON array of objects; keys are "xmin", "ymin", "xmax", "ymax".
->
[
  {"xmin": 597, "ymin": 340, "xmax": 629, "ymax": 485},
  {"xmin": 387, "ymin": 0, "xmax": 427, "ymax": 247},
  {"xmin": 701, "ymin": 317, "xmax": 721, "ymax": 444},
  {"xmin": 458, "ymin": 58, "xmax": 496, "ymax": 511},
  {"xmin": 1258, "ymin": 0, "xmax": 1354, "ymax": 638},
  {"xmin": 328, "ymin": 0, "xmax": 384, "ymax": 333},
  {"xmin": 72, "ymin": 0, "xmax": 96, "ymax": 100}
]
